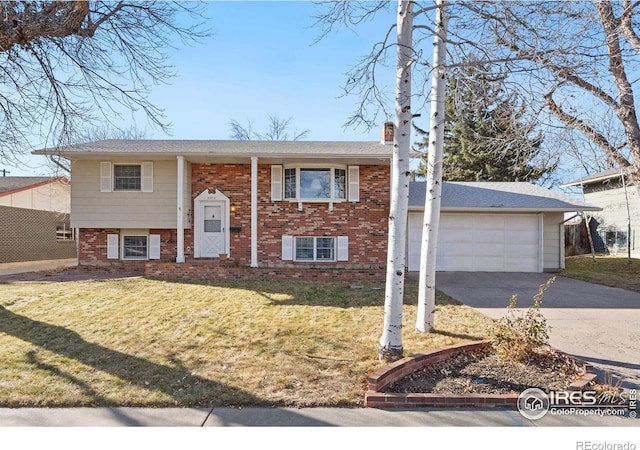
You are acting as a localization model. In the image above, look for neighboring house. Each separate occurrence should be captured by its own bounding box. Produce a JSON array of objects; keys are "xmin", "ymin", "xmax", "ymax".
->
[
  {"xmin": 0, "ymin": 176, "xmax": 70, "ymax": 213},
  {"xmin": 407, "ymin": 181, "xmax": 600, "ymax": 272},
  {"xmin": 34, "ymin": 129, "xmax": 599, "ymax": 278},
  {"xmin": 563, "ymin": 169, "xmax": 639, "ymax": 257},
  {"xmin": 0, "ymin": 176, "xmax": 75, "ymax": 263}
]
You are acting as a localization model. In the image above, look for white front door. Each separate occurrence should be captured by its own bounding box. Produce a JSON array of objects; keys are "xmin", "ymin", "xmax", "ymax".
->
[
  {"xmin": 199, "ymin": 202, "xmax": 226, "ymax": 257},
  {"xmin": 194, "ymin": 189, "xmax": 230, "ymax": 258}
]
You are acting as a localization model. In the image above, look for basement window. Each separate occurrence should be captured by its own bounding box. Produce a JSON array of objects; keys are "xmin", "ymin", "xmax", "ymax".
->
[
  {"xmin": 122, "ymin": 235, "xmax": 148, "ymax": 260},
  {"xmin": 294, "ymin": 237, "xmax": 335, "ymax": 262}
]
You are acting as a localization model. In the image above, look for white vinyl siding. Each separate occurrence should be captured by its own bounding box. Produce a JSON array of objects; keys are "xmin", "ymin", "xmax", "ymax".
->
[
  {"xmin": 583, "ymin": 185, "xmax": 640, "ymax": 257},
  {"xmin": 71, "ymin": 160, "xmax": 185, "ymax": 229},
  {"xmin": 543, "ymin": 212, "xmax": 563, "ymax": 271}
]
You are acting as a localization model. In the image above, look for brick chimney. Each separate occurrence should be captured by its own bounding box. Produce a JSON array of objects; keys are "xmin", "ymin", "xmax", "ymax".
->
[{"xmin": 381, "ymin": 122, "xmax": 394, "ymax": 145}]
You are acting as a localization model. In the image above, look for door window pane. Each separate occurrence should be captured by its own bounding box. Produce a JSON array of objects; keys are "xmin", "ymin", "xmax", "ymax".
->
[{"xmin": 204, "ymin": 205, "xmax": 222, "ymax": 232}]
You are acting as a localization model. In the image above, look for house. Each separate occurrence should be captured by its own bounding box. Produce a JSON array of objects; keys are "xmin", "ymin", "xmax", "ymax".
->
[
  {"xmin": 562, "ymin": 169, "xmax": 639, "ymax": 257},
  {"xmin": 0, "ymin": 176, "xmax": 70, "ymax": 213},
  {"xmin": 407, "ymin": 181, "xmax": 600, "ymax": 272},
  {"xmin": 0, "ymin": 176, "xmax": 76, "ymax": 263},
  {"xmin": 34, "ymin": 128, "xmax": 599, "ymax": 279},
  {"xmin": 34, "ymin": 133, "xmax": 393, "ymax": 280}
]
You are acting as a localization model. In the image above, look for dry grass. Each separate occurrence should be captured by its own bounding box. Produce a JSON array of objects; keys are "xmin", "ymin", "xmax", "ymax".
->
[
  {"xmin": 562, "ymin": 255, "xmax": 640, "ymax": 293},
  {"xmin": 0, "ymin": 277, "xmax": 493, "ymax": 407}
]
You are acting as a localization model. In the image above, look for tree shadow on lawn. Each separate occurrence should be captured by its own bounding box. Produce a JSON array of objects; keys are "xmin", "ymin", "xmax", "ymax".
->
[
  {"xmin": 0, "ymin": 305, "xmax": 261, "ymax": 407},
  {"xmin": 159, "ymin": 277, "xmax": 462, "ymax": 309}
]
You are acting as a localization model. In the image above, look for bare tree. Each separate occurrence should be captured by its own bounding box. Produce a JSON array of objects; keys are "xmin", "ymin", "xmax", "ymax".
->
[
  {"xmin": 229, "ymin": 115, "xmax": 310, "ymax": 141},
  {"xmin": 458, "ymin": 1, "xmax": 640, "ymax": 185},
  {"xmin": 0, "ymin": 1, "xmax": 207, "ymax": 167},
  {"xmin": 314, "ymin": 0, "xmax": 640, "ymax": 354},
  {"xmin": 416, "ymin": 0, "xmax": 447, "ymax": 334}
]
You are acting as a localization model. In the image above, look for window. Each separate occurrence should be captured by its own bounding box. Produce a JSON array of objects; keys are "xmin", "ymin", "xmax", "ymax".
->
[
  {"xmin": 294, "ymin": 237, "xmax": 335, "ymax": 262},
  {"xmin": 603, "ymin": 229, "xmax": 628, "ymax": 250},
  {"xmin": 100, "ymin": 161, "xmax": 153, "ymax": 193},
  {"xmin": 123, "ymin": 235, "xmax": 148, "ymax": 259},
  {"xmin": 56, "ymin": 223, "xmax": 75, "ymax": 241},
  {"xmin": 107, "ymin": 233, "xmax": 160, "ymax": 260},
  {"xmin": 283, "ymin": 166, "xmax": 347, "ymax": 201},
  {"xmin": 114, "ymin": 164, "xmax": 142, "ymax": 191}
]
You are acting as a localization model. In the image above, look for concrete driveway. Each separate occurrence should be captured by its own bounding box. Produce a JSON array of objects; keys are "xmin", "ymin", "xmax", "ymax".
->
[{"xmin": 436, "ymin": 272, "xmax": 640, "ymax": 392}]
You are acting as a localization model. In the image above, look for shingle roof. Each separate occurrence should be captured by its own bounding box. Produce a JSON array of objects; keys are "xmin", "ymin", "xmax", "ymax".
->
[
  {"xmin": 0, "ymin": 177, "xmax": 60, "ymax": 194},
  {"xmin": 34, "ymin": 139, "xmax": 392, "ymax": 158},
  {"xmin": 408, "ymin": 181, "xmax": 600, "ymax": 212},
  {"xmin": 561, "ymin": 168, "xmax": 624, "ymax": 187}
]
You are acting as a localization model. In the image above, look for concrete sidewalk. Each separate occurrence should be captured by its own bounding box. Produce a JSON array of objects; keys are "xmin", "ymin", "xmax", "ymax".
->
[
  {"xmin": 0, "ymin": 258, "xmax": 78, "ymax": 277},
  {"xmin": 0, "ymin": 407, "xmax": 637, "ymax": 427}
]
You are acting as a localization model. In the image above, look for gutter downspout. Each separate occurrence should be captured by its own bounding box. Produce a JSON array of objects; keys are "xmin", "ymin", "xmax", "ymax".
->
[
  {"xmin": 176, "ymin": 156, "xmax": 185, "ymax": 263},
  {"xmin": 251, "ymin": 157, "xmax": 258, "ymax": 267}
]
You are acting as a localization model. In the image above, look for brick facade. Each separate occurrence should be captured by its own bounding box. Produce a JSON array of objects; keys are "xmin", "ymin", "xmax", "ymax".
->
[
  {"xmin": 77, "ymin": 162, "xmax": 390, "ymax": 277},
  {"xmin": 0, "ymin": 205, "xmax": 76, "ymax": 263}
]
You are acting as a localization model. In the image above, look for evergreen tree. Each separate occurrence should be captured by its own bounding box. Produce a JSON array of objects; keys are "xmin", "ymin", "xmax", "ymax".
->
[{"xmin": 415, "ymin": 60, "xmax": 555, "ymax": 182}]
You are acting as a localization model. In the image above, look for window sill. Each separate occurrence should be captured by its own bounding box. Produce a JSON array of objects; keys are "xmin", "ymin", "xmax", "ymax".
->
[
  {"xmin": 284, "ymin": 198, "xmax": 346, "ymax": 203},
  {"xmin": 293, "ymin": 260, "xmax": 337, "ymax": 263}
]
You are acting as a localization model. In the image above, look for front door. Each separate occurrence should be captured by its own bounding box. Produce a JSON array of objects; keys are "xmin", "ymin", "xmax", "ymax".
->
[
  {"xmin": 200, "ymin": 202, "xmax": 226, "ymax": 257},
  {"xmin": 194, "ymin": 189, "xmax": 229, "ymax": 258}
]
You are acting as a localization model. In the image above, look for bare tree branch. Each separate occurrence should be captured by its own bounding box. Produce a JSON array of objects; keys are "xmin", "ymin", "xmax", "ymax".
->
[{"xmin": 0, "ymin": 1, "xmax": 208, "ymax": 167}]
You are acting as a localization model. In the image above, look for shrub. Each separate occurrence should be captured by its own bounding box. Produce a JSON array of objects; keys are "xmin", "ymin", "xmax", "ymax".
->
[{"xmin": 492, "ymin": 277, "xmax": 554, "ymax": 362}]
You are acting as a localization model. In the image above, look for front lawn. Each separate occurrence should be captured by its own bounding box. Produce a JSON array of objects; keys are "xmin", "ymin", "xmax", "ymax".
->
[
  {"xmin": 0, "ymin": 277, "xmax": 493, "ymax": 407},
  {"xmin": 562, "ymin": 255, "xmax": 640, "ymax": 293}
]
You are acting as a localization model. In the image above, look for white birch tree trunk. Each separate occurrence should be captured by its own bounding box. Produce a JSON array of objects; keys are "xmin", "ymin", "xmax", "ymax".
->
[
  {"xmin": 416, "ymin": 0, "xmax": 448, "ymax": 333},
  {"xmin": 378, "ymin": 0, "xmax": 414, "ymax": 361}
]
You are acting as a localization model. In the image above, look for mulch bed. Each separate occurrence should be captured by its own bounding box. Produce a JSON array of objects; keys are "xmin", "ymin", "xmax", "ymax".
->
[{"xmin": 383, "ymin": 345, "xmax": 585, "ymax": 395}]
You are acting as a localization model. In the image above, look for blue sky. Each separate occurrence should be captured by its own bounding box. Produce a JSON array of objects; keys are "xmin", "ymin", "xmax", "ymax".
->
[{"xmin": 14, "ymin": 1, "xmax": 409, "ymax": 176}]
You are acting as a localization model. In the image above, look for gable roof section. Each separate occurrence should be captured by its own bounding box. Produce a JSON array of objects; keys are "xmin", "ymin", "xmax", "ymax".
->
[
  {"xmin": 409, "ymin": 181, "xmax": 600, "ymax": 212},
  {"xmin": 561, "ymin": 168, "xmax": 625, "ymax": 187},
  {"xmin": 33, "ymin": 139, "xmax": 392, "ymax": 162},
  {"xmin": 0, "ymin": 177, "xmax": 68, "ymax": 196}
]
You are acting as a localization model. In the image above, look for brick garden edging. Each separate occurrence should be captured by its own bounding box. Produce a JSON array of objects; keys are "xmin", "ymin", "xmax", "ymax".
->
[{"xmin": 365, "ymin": 340, "xmax": 598, "ymax": 409}]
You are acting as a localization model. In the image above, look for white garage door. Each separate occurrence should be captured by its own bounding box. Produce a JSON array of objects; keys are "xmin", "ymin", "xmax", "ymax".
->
[{"xmin": 407, "ymin": 213, "xmax": 541, "ymax": 272}]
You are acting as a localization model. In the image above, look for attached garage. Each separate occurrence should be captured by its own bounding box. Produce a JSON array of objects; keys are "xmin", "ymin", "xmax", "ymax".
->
[
  {"xmin": 408, "ymin": 212, "xmax": 541, "ymax": 272},
  {"xmin": 408, "ymin": 182, "xmax": 601, "ymax": 273}
]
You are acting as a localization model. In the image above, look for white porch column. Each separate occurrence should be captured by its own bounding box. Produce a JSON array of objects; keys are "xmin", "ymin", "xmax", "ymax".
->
[
  {"xmin": 251, "ymin": 157, "xmax": 258, "ymax": 267},
  {"xmin": 176, "ymin": 156, "xmax": 186, "ymax": 263}
]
